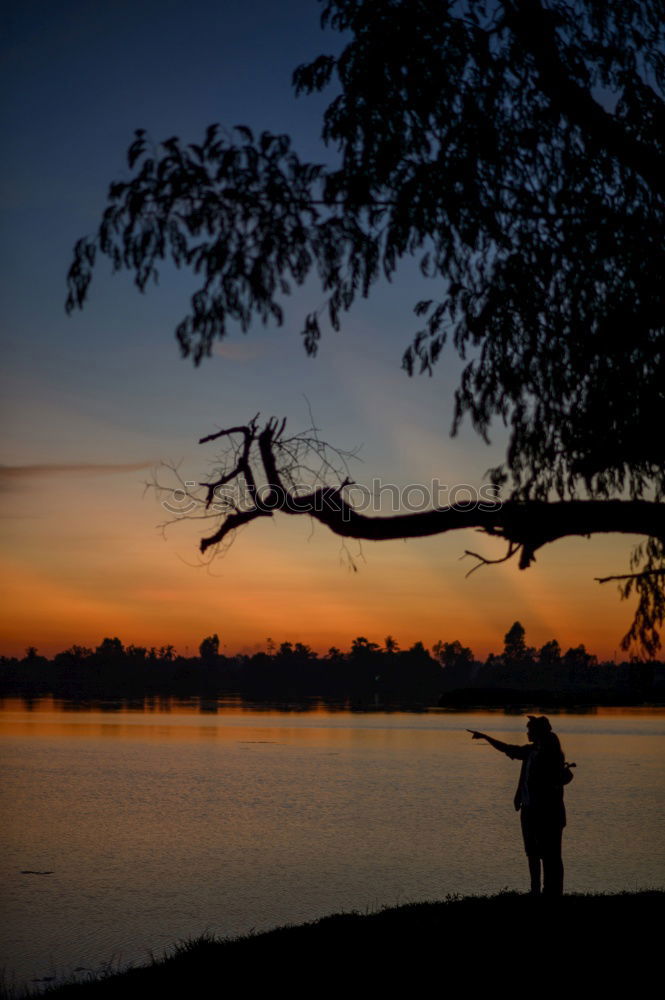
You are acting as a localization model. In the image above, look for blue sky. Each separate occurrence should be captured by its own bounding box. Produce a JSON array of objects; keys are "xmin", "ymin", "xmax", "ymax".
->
[{"xmin": 0, "ymin": 0, "xmax": 636, "ymax": 657}]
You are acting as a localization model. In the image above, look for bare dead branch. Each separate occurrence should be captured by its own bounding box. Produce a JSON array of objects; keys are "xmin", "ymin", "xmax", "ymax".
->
[
  {"xmin": 462, "ymin": 541, "xmax": 521, "ymax": 578},
  {"xmin": 198, "ymin": 414, "xmax": 260, "ymax": 507},
  {"xmin": 199, "ymin": 506, "xmax": 272, "ymax": 553},
  {"xmin": 186, "ymin": 418, "xmax": 665, "ymax": 566},
  {"xmin": 595, "ymin": 569, "xmax": 665, "ymax": 584},
  {"xmin": 198, "ymin": 414, "xmax": 260, "ymax": 444},
  {"xmin": 150, "ymin": 416, "xmax": 665, "ymax": 652}
]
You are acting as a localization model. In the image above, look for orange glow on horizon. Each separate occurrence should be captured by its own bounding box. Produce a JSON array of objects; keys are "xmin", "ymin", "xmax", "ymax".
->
[
  {"xmin": 0, "ymin": 465, "xmax": 641, "ymax": 663},
  {"xmin": 0, "ymin": 516, "xmax": 637, "ymax": 662}
]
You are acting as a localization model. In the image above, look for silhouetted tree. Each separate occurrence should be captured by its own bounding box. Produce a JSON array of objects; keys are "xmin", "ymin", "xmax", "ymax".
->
[
  {"xmin": 563, "ymin": 644, "xmax": 597, "ymax": 670},
  {"xmin": 66, "ymin": 645, "xmax": 93, "ymax": 660},
  {"xmin": 384, "ymin": 635, "xmax": 400, "ymax": 654},
  {"xmin": 125, "ymin": 644, "xmax": 147, "ymax": 660},
  {"xmin": 538, "ymin": 640, "xmax": 562, "ymax": 667},
  {"xmin": 68, "ymin": 0, "xmax": 665, "ymax": 653},
  {"xmin": 351, "ymin": 636, "xmax": 380, "ymax": 657},
  {"xmin": 503, "ymin": 622, "xmax": 528, "ymax": 663},
  {"xmin": 434, "ymin": 639, "xmax": 474, "ymax": 670},
  {"xmin": 96, "ymin": 637, "xmax": 124, "ymax": 659},
  {"xmin": 4, "ymin": 628, "xmax": 665, "ymax": 701},
  {"xmin": 199, "ymin": 634, "xmax": 220, "ymax": 661}
]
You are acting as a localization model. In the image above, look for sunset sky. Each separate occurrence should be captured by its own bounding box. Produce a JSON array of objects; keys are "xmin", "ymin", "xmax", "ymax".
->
[{"xmin": 1, "ymin": 0, "xmax": 640, "ymax": 660}]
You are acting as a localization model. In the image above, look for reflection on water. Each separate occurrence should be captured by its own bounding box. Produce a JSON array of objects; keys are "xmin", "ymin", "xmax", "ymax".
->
[{"xmin": 1, "ymin": 698, "xmax": 664, "ymax": 988}]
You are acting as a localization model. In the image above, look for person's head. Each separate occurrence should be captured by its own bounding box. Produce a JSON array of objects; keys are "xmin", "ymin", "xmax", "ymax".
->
[
  {"xmin": 526, "ymin": 715, "xmax": 552, "ymax": 743},
  {"xmin": 527, "ymin": 715, "xmax": 564, "ymax": 757}
]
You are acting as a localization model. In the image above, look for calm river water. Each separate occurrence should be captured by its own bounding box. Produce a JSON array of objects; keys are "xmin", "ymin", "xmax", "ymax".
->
[{"xmin": 1, "ymin": 698, "xmax": 664, "ymax": 988}]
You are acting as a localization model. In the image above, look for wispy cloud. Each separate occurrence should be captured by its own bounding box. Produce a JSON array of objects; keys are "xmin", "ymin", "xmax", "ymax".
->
[
  {"xmin": 0, "ymin": 462, "xmax": 153, "ymax": 490},
  {"xmin": 213, "ymin": 341, "xmax": 264, "ymax": 362}
]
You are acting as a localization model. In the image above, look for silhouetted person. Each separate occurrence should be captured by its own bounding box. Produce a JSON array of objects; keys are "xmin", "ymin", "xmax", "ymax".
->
[{"xmin": 468, "ymin": 716, "xmax": 567, "ymax": 896}]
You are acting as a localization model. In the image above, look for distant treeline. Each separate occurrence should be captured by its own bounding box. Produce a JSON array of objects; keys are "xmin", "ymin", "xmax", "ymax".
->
[{"xmin": 1, "ymin": 623, "xmax": 662, "ymax": 705}]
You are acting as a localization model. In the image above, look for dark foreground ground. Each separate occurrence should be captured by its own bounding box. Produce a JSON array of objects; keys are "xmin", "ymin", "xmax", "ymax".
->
[{"xmin": 8, "ymin": 891, "xmax": 660, "ymax": 997}]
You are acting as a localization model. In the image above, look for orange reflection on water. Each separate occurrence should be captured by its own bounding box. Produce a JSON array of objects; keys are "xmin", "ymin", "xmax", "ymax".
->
[
  {"xmin": 1, "ymin": 696, "xmax": 663, "ymax": 747},
  {"xmin": 0, "ymin": 697, "xmax": 435, "ymax": 749}
]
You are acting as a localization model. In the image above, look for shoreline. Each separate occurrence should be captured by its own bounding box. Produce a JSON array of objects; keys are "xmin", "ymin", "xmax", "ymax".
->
[
  {"xmin": 7, "ymin": 890, "xmax": 662, "ymax": 997},
  {"xmin": 2, "ymin": 693, "xmax": 664, "ymax": 713}
]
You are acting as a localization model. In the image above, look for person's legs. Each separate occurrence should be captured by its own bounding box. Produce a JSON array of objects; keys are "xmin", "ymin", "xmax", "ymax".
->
[
  {"xmin": 542, "ymin": 827, "xmax": 564, "ymax": 896},
  {"xmin": 521, "ymin": 809, "xmax": 541, "ymax": 894},
  {"xmin": 527, "ymin": 854, "xmax": 542, "ymax": 895}
]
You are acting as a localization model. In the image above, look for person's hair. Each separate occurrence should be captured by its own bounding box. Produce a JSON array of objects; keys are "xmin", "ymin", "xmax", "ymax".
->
[
  {"xmin": 527, "ymin": 714, "xmax": 552, "ymax": 735},
  {"xmin": 527, "ymin": 715, "xmax": 564, "ymax": 759}
]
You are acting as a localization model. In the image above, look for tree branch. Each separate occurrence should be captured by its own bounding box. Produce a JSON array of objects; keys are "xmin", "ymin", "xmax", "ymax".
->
[
  {"xmin": 151, "ymin": 417, "xmax": 664, "ymax": 653},
  {"xmin": 193, "ymin": 419, "xmax": 665, "ymax": 562},
  {"xmin": 198, "ymin": 414, "xmax": 260, "ymax": 508},
  {"xmin": 199, "ymin": 506, "xmax": 272, "ymax": 552},
  {"xmin": 595, "ymin": 569, "xmax": 665, "ymax": 584},
  {"xmin": 463, "ymin": 542, "xmax": 521, "ymax": 577},
  {"xmin": 506, "ymin": 0, "xmax": 665, "ymax": 197}
]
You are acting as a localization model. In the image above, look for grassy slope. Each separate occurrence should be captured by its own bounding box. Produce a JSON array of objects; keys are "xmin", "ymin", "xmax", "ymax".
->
[{"xmin": 27, "ymin": 891, "xmax": 663, "ymax": 996}]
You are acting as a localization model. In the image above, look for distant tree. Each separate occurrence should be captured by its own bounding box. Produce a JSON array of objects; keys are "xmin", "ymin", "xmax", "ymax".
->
[
  {"xmin": 158, "ymin": 644, "xmax": 176, "ymax": 661},
  {"xmin": 24, "ymin": 646, "xmax": 39, "ymax": 660},
  {"xmin": 407, "ymin": 640, "xmax": 430, "ymax": 659},
  {"xmin": 503, "ymin": 622, "xmax": 528, "ymax": 663},
  {"xmin": 68, "ymin": 0, "xmax": 665, "ymax": 654},
  {"xmin": 278, "ymin": 641, "xmax": 294, "ymax": 657},
  {"xmin": 384, "ymin": 635, "xmax": 400, "ymax": 654},
  {"xmin": 125, "ymin": 644, "xmax": 148, "ymax": 660},
  {"xmin": 538, "ymin": 639, "xmax": 562, "ymax": 666},
  {"xmin": 434, "ymin": 639, "xmax": 474, "ymax": 670},
  {"xmin": 563, "ymin": 644, "xmax": 598, "ymax": 670},
  {"xmin": 351, "ymin": 636, "xmax": 380, "ymax": 657},
  {"xmin": 326, "ymin": 646, "xmax": 344, "ymax": 660},
  {"xmin": 65, "ymin": 644, "xmax": 93, "ymax": 660},
  {"xmin": 294, "ymin": 642, "xmax": 316, "ymax": 659},
  {"xmin": 199, "ymin": 633, "xmax": 220, "ymax": 660},
  {"xmin": 95, "ymin": 637, "xmax": 124, "ymax": 658}
]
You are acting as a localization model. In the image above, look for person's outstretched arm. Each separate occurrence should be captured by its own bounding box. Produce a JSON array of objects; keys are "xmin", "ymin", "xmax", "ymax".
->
[{"xmin": 467, "ymin": 730, "xmax": 529, "ymax": 759}]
